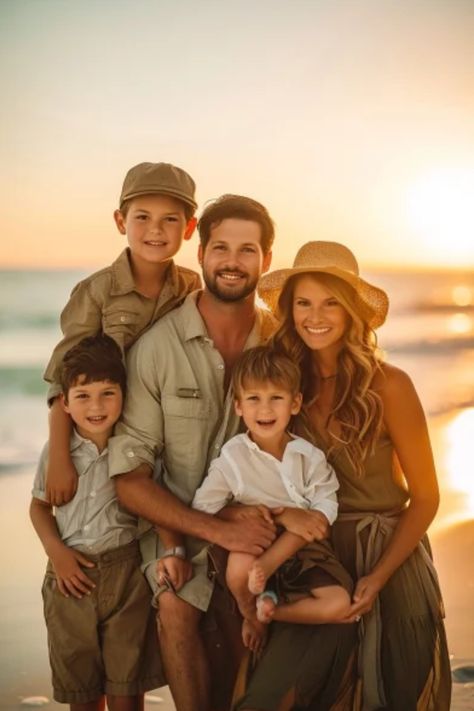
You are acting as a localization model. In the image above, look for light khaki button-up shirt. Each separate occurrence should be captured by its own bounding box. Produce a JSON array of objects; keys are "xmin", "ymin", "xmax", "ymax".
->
[
  {"xmin": 32, "ymin": 430, "xmax": 139, "ymax": 554},
  {"xmin": 44, "ymin": 248, "xmax": 201, "ymax": 401},
  {"xmin": 108, "ymin": 292, "xmax": 277, "ymax": 610}
]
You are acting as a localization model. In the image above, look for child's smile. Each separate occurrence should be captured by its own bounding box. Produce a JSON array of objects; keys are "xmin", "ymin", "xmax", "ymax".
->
[
  {"xmin": 235, "ymin": 380, "xmax": 302, "ymax": 457},
  {"xmin": 62, "ymin": 378, "xmax": 123, "ymax": 450}
]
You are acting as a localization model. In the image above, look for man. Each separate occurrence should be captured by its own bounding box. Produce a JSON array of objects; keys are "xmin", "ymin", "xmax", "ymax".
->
[{"xmin": 109, "ymin": 195, "xmax": 330, "ymax": 711}]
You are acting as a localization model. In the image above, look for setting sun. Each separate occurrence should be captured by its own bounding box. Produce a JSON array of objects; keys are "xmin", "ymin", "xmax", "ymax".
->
[{"xmin": 406, "ymin": 169, "xmax": 474, "ymax": 265}]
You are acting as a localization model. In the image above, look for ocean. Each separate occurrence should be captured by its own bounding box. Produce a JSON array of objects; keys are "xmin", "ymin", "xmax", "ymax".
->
[{"xmin": 1, "ymin": 267, "xmax": 473, "ymax": 524}]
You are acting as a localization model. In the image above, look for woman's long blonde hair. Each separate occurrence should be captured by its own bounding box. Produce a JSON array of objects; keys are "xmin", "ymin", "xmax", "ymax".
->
[{"xmin": 270, "ymin": 272, "xmax": 384, "ymax": 475}]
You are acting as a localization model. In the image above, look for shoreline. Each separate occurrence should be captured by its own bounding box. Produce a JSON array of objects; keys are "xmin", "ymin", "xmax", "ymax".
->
[{"xmin": 1, "ymin": 402, "xmax": 474, "ymax": 709}]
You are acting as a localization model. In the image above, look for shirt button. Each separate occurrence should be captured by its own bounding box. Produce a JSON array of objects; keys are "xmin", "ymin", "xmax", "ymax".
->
[
  {"xmin": 214, "ymin": 444, "xmax": 220, "ymax": 450},
  {"xmin": 90, "ymin": 491, "xmax": 96, "ymax": 498},
  {"xmin": 127, "ymin": 451, "xmax": 135, "ymax": 458},
  {"xmin": 120, "ymin": 316, "xmax": 127, "ymax": 322},
  {"xmin": 84, "ymin": 524, "xmax": 90, "ymax": 531},
  {"xmin": 217, "ymin": 364, "xmax": 224, "ymax": 370}
]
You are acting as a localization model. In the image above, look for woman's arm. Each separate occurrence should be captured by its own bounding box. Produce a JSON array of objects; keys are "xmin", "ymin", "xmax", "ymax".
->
[{"xmin": 350, "ymin": 364, "xmax": 439, "ymax": 615}]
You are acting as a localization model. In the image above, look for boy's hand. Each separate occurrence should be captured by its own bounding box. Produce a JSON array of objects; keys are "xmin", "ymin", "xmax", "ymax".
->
[
  {"xmin": 46, "ymin": 458, "xmax": 78, "ymax": 507},
  {"xmin": 156, "ymin": 556, "xmax": 193, "ymax": 592},
  {"xmin": 272, "ymin": 507, "xmax": 329, "ymax": 542},
  {"xmin": 50, "ymin": 544, "xmax": 96, "ymax": 598}
]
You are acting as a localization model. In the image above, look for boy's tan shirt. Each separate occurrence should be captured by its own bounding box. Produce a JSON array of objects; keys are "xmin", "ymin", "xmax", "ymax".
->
[{"xmin": 44, "ymin": 248, "xmax": 201, "ymax": 400}]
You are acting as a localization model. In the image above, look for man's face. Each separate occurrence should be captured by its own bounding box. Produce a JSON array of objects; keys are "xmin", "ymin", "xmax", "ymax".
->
[{"xmin": 199, "ymin": 218, "xmax": 272, "ymax": 302}]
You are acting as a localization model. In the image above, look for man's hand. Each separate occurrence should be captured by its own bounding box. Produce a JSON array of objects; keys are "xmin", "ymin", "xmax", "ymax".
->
[
  {"xmin": 49, "ymin": 543, "xmax": 96, "ymax": 598},
  {"xmin": 218, "ymin": 504, "xmax": 274, "ymax": 525},
  {"xmin": 46, "ymin": 457, "xmax": 78, "ymax": 507},
  {"xmin": 216, "ymin": 517, "xmax": 276, "ymax": 555},
  {"xmin": 272, "ymin": 507, "xmax": 329, "ymax": 542},
  {"xmin": 156, "ymin": 556, "xmax": 193, "ymax": 592}
]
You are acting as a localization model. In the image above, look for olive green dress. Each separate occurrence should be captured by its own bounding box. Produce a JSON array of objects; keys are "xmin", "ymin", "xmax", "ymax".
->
[
  {"xmin": 330, "ymin": 431, "xmax": 451, "ymax": 710},
  {"xmin": 235, "ymin": 432, "xmax": 451, "ymax": 710}
]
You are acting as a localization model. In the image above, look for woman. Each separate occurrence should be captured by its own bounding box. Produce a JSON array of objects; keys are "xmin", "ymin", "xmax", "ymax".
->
[{"xmin": 238, "ymin": 241, "xmax": 450, "ymax": 710}]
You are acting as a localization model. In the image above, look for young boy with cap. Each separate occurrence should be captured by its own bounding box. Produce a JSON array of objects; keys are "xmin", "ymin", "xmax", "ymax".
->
[
  {"xmin": 30, "ymin": 334, "xmax": 163, "ymax": 710},
  {"xmin": 44, "ymin": 162, "xmax": 201, "ymax": 506}
]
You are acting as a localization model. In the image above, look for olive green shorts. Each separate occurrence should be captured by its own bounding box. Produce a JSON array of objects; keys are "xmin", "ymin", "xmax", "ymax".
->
[{"xmin": 42, "ymin": 541, "xmax": 164, "ymax": 703}]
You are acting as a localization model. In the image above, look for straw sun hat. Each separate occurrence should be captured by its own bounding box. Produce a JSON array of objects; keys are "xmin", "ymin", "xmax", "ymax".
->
[{"xmin": 258, "ymin": 241, "xmax": 389, "ymax": 329}]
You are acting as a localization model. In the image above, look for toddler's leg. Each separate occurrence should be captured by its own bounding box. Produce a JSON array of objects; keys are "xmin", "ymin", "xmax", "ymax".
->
[
  {"xmin": 107, "ymin": 695, "xmax": 144, "ymax": 711},
  {"xmin": 226, "ymin": 551, "xmax": 258, "ymax": 620},
  {"xmin": 226, "ymin": 553, "xmax": 268, "ymax": 654},
  {"xmin": 272, "ymin": 585, "xmax": 351, "ymax": 624},
  {"xmin": 248, "ymin": 531, "xmax": 305, "ymax": 596},
  {"xmin": 70, "ymin": 699, "xmax": 105, "ymax": 711},
  {"xmin": 256, "ymin": 590, "xmax": 279, "ymax": 623}
]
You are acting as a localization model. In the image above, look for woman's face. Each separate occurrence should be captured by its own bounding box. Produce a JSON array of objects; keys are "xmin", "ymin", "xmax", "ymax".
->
[{"xmin": 292, "ymin": 274, "xmax": 349, "ymax": 355}]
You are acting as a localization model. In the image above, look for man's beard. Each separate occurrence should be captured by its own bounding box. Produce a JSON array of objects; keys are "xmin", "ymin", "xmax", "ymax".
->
[{"xmin": 202, "ymin": 268, "xmax": 258, "ymax": 303}]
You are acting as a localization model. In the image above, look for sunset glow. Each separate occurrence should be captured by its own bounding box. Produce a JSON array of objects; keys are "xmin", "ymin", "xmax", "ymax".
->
[
  {"xmin": 406, "ymin": 169, "xmax": 474, "ymax": 265},
  {"xmin": 452, "ymin": 285, "xmax": 473, "ymax": 307},
  {"xmin": 1, "ymin": 1, "xmax": 474, "ymax": 269},
  {"xmin": 447, "ymin": 313, "xmax": 473, "ymax": 335},
  {"xmin": 445, "ymin": 408, "xmax": 474, "ymax": 515}
]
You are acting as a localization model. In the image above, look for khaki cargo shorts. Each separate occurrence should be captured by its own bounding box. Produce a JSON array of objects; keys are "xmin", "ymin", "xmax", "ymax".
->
[{"xmin": 42, "ymin": 541, "xmax": 164, "ymax": 703}]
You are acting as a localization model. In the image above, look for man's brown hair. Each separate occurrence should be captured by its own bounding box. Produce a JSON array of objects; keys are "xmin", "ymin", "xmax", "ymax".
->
[
  {"xmin": 198, "ymin": 194, "xmax": 274, "ymax": 255},
  {"xmin": 59, "ymin": 334, "xmax": 127, "ymax": 401}
]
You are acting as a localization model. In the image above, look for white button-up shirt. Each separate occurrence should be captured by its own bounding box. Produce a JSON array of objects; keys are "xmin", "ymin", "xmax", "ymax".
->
[{"xmin": 192, "ymin": 433, "xmax": 339, "ymax": 524}]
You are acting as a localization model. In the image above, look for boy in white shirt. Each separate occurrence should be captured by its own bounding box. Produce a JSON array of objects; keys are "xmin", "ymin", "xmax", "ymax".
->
[{"xmin": 192, "ymin": 345, "xmax": 353, "ymax": 652}]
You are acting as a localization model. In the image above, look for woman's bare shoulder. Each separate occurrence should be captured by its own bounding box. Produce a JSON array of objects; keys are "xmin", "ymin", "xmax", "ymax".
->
[
  {"xmin": 373, "ymin": 362, "xmax": 417, "ymax": 399},
  {"xmin": 373, "ymin": 364, "xmax": 424, "ymax": 424}
]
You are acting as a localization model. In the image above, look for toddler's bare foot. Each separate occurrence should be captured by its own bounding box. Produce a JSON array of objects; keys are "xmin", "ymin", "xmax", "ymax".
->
[
  {"xmin": 248, "ymin": 561, "xmax": 267, "ymax": 595},
  {"xmin": 256, "ymin": 590, "xmax": 278, "ymax": 623},
  {"xmin": 242, "ymin": 618, "xmax": 267, "ymax": 655}
]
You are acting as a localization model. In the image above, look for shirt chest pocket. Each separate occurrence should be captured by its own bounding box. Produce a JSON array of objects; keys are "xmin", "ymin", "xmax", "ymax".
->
[
  {"xmin": 161, "ymin": 395, "xmax": 213, "ymax": 492},
  {"xmin": 102, "ymin": 308, "xmax": 141, "ymax": 349}
]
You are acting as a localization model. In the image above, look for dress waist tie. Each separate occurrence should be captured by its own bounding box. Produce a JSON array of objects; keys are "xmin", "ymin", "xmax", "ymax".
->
[{"xmin": 337, "ymin": 510, "xmax": 443, "ymax": 711}]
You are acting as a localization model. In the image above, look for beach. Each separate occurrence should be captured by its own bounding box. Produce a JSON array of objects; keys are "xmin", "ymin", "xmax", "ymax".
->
[
  {"xmin": 1, "ymin": 266, "xmax": 473, "ymax": 709},
  {"xmin": 1, "ymin": 418, "xmax": 473, "ymax": 710}
]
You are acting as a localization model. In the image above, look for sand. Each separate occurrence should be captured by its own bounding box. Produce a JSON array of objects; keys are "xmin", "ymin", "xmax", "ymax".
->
[{"xmin": 1, "ymin": 467, "xmax": 473, "ymax": 710}]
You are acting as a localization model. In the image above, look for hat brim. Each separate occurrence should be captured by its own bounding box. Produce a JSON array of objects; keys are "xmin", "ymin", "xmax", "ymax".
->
[
  {"xmin": 120, "ymin": 188, "xmax": 197, "ymax": 211},
  {"xmin": 258, "ymin": 265, "xmax": 388, "ymax": 329}
]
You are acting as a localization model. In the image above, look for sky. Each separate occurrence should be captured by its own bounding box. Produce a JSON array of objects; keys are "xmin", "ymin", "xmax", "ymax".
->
[{"xmin": 1, "ymin": 0, "xmax": 474, "ymax": 271}]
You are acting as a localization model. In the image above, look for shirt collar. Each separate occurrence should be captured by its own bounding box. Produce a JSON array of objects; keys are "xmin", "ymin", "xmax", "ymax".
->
[
  {"xmin": 70, "ymin": 428, "xmax": 107, "ymax": 457},
  {"xmin": 109, "ymin": 248, "xmax": 179, "ymax": 297},
  {"xmin": 181, "ymin": 292, "xmax": 210, "ymax": 342},
  {"xmin": 240, "ymin": 431, "xmax": 310, "ymax": 457},
  {"xmin": 180, "ymin": 293, "xmax": 277, "ymax": 346},
  {"xmin": 240, "ymin": 431, "xmax": 279, "ymax": 456}
]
